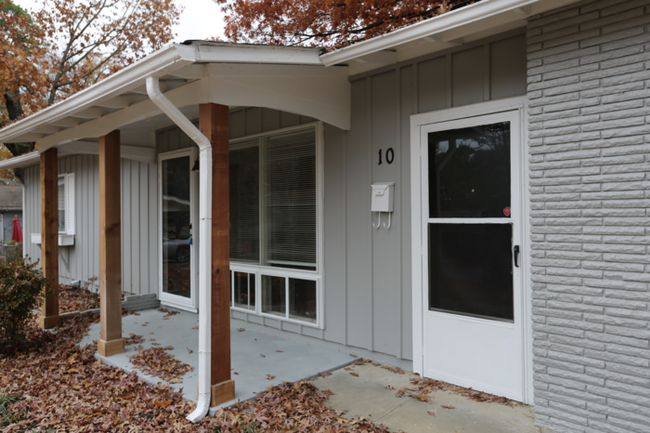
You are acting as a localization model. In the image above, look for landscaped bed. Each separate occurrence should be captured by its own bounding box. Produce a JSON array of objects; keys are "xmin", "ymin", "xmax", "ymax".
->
[{"xmin": 0, "ymin": 312, "xmax": 394, "ymax": 432}]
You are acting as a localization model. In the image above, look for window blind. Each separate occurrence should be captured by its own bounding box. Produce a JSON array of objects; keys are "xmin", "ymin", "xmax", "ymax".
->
[{"xmin": 264, "ymin": 129, "xmax": 316, "ymax": 269}]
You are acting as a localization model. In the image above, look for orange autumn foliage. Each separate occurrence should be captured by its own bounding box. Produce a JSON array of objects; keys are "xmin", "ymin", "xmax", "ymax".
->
[
  {"xmin": 215, "ymin": 0, "xmax": 476, "ymax": 49},
  {"xmin": 0, "ymin": 0, "xmax": 182, "ymax": 134}
]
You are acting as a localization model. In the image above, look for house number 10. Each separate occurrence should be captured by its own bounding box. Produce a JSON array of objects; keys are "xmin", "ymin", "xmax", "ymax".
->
[{"xmin": 378, "ymin": 148, "xmax": 395, "ymax": 165}]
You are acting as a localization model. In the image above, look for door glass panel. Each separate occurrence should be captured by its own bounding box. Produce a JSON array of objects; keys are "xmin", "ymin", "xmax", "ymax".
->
[
  {"xmin": 428, "ymin": 223, "xmax": 513, "ymax": 321},
  {"xmin": 162, "ymin": 156, "xmax": 191, "ymax": 298},
  {"xmin": 428, "ymin": 122, "xmax": 511, "ymax": 218}
]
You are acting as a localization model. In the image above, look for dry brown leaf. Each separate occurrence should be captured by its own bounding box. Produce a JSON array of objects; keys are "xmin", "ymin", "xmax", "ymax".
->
[{"xmin": 153, "ymin": 399, "xmax": 172, "ymax": 407}]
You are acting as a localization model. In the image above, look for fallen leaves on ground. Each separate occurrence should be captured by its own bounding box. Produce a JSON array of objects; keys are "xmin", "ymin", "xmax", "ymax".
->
[
  {"xmin": 211, "ymin": 381, "xmax": 395, "ymax": 433},
  {"xmin": 1, "ymin": 314, "xmax": 399, "ymax": 432},
  {"xmin": 402, "ymin": 377, "xmax": 515, "ymax": 406},
  {"xmin": 265, "ymin": 374, "xmax": 275, "ymax": 380},
  {"xmin": 442, "ymin": 405, "xmax": 455, "ymax": 409},
  {"xmin": 125, "ymin": 333, "xmax": 145, "ymax": 345},
  {"xmin": 158, "ymin": 308, "xmax": 180, "ymax": 318},
  {"xmin": 129, "ymin": 345, "xmax": 193, "ymax": 384},
  {"xmin": 51, "ymin": 284, "xmax": 100, "ymax": 313},
  {"xmin": 236, "ymin": 328, "xmax": 245, "ymax": 332}
]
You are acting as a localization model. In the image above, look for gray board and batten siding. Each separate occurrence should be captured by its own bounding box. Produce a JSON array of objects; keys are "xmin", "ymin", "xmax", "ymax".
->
[
  {"xmin": 158, "ymin": 30, "xmax": 527, "ymax": 364},
  {"xmin": 23, "ymin": 155, "xmax": 159, "ymax": 296},
  {"xmin": 21, "ymin": 30, "xmax": 526, "ymax": 364}
]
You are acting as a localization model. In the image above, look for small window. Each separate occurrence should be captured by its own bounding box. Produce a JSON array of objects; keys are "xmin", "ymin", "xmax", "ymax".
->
[{"xmin": 58, "ymin": 174, "xmax": 75, "ymax": 235}]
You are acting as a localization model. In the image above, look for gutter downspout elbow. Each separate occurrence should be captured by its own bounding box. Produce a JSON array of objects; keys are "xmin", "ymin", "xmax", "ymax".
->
[{"xmin": 146, "ymin": 76, "xmax": 213, "ymax": 423}]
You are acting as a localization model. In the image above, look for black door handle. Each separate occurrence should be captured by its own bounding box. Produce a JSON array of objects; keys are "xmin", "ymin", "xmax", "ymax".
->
[{"xmin": 514, "ymin": 245, "xmax": 520, "ymax": 268}]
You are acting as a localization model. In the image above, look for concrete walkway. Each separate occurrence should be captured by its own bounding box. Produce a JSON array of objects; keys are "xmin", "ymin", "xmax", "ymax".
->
[
  {"xmin": 78, "ymin": 308, "xmax": 554, "ymax": 432},
  {"xmin": 314, "ymin": 363, "xmax": 554, "ymax": 433},
  {"xmin": 78, "ymin": 308, "xmax": 352, "ymax": 410}
]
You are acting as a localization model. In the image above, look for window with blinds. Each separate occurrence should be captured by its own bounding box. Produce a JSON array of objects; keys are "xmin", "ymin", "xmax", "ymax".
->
[
  {"xmin": 264, "ymin": 130, "xmax": 316, "ymax": 270},
  {"xmin": 229, "ymin": 127, "xmax": 317, "ymax": 271}
]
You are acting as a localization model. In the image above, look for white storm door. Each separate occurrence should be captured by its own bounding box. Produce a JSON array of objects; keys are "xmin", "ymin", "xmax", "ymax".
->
[
  {"xmin": 159, "ymin": 148, "xmax": 198, "ymax": 312},
  {"xmin": 420, "ymin": 110, "xmax": 524, "ymax": 401}
]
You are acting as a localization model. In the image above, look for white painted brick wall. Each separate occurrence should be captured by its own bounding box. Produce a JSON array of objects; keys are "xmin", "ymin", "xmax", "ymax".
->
[{"xmin": 527, "ymin": 1, "xmax": 650, "ymax": 432}]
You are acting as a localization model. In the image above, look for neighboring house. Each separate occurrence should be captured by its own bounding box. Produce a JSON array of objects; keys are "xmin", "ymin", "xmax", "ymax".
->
[
  {"xmin": 0, "ymin": 184, "xmax": 23, "ymax": 242},
  {"xmin": 0, "ymin": 0, "xmax": 648, "ymax": 431}
]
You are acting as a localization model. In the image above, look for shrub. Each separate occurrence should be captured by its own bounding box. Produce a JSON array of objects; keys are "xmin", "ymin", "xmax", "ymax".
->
[{"xmin": 0, "ymin": 258, "xmax": 49, "ymax": 348}]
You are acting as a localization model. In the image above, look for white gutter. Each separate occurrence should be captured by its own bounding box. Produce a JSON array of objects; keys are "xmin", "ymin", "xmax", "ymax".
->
[
  {"xmin": 0, "ymin": 151, "xmax": 39, "ymax": 169},
  {"xmin": 320, "ymin": 0, "xmax": 582, "ymax": 66},
  {"xmin": 146, "ymin": 76, "xmax": 213, "ymax": 422}
]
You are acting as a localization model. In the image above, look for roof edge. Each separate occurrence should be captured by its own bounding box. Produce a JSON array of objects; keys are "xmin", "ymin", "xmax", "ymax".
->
[{"xmin": 320, "ymin": 0, "xmax": 582, "ymax": 66}]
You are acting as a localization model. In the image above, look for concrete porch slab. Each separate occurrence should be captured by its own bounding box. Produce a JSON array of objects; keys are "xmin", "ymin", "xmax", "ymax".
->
[
  {"xmin": 313, "ymin": 363, "xmax": 555, "ymax": 433},
  {"xmin": 77, "ymin": 308, "xmax": 352, "ymax": 410}
]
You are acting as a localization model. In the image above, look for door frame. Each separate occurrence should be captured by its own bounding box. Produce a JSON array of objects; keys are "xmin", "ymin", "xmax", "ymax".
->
[
  {"xmin": 410, "ymin": 96, "xmax": 532, "ymax": 403},
  {"xmin": 158, "ymin": 147, "xmax": 199, "ymax": 312}
]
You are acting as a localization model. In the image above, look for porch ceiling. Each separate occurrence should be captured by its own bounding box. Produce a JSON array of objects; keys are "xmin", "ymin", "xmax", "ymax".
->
[{"xmin": 0, "ymin": 42, "xmax": 350, "ymax": 161}]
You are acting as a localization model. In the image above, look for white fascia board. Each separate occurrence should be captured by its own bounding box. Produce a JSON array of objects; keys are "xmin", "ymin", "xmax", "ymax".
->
[
  {"xmin": 0, "ymin": 44, "xmax": 197, "ymax": 145},
  {"xmin": 193, "ymin": 42, "xmax": 323, "ymax": 65},
  {"xmin": 0, "ymin": 43, "xmax": 327, "ymax": 148},
  {"xmin": 320, "ymin": 0, "xmax": 582, "ymax": 66},
  {"xmin": 0, "ymin": 142, "xmax": 156, "ymax": 169},
  {"xmin": 0, "ymin": 152, "xmax": 39, "ymax": 169}
]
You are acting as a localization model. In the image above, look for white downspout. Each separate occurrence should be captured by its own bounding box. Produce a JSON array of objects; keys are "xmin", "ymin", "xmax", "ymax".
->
[{"xmin": 146, "ymin": 76, "xmax": 213, "ymax": 422}]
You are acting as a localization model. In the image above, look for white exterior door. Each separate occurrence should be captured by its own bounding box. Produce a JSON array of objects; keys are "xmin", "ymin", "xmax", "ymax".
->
[
  {"xmin": 159, "ymin": 148, "xmax": 198, "ymax": 312},
  {"xmin": 411, "ymin": 101, "xmax": 527, "ymax": 402}
]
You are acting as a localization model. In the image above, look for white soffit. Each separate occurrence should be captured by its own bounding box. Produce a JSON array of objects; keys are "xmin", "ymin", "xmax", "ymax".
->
[
  {"xmin": 0, "ymin": 42, "xmax": 345, "ymax": 153},
  {"xmin": 320, "ymin": 0, "xmax": 583, "ymax": 74}
]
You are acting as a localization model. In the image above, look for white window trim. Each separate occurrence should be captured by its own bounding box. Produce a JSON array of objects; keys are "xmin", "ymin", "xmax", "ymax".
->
[
  {"xmin": 157, "ymin": 147, "xmax": 199, "ymax": 313},
  {"xmin": 59, "ymin": 173, "xmax": 75, "ymax": 235},
  {"xmin": 229, "ymin": 122, "xmax": 325, "ymax": 329},
  {"xmin": 31, "ymin": 173, "xmax": 75, "ymax": 247}
]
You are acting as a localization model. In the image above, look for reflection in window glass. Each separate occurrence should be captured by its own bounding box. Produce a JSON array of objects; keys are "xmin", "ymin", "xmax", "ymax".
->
[
  {"xmin": 262, "ymin": 275, "xmax": 285, "ymax": 317},
  {"xmin": 230, "ymin": 144, "xmax": 260, "ymax": 263},
  {"xmin": 58, "ymin": 177, "xmax": 66, "ymax": 232},
  {"xmin": 428, "ymin": 122, "xmax": 511, "ymax": 218},
  {"xmin": 289, "ymin": 279, "xmax": 316, "ymax": 323},
  {"xmin": 428, "ymin": 223, "xmax": 513, "ymax": 321},
  {"xmin": 234, "ymin": 272, "xmax": 248, "ymax": 310},
  {"xmin": 233, "ymin": 272, "xmax": 256, "ymax": 311},
  {"xmin": 162, "ymin": 156, "xmax": 192, "ymax": 298}
]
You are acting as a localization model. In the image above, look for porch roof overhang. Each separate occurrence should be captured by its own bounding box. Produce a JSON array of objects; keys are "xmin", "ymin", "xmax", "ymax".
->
[
  {"xmin": 320, "ymin": 0, "xmax": 583, "ymax": 75},
  {"xmin": 0, "ymin": 42, "xmax": 350, "ymax": 163}
]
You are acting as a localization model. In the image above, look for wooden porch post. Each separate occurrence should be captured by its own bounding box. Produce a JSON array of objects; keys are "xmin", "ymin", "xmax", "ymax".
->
[
  {"xmin": 39, "ymin": 148, "xmax": 61, "ymax": 329},
  {"xmin": 200, "ymin": 103, "xmax": 235, "ymax": 406},
  {"xmin": 97, "ymin": 130, "xmax": 124, "ymax": 357}
]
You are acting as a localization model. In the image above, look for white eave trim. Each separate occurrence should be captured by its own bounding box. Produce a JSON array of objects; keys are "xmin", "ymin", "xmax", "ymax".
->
[
  {"xmin": 0, "ymin": 43, "xmax": 326, "ymax": 146},
  {"xmin": 0, "ymin": 152, "xmax": 39, "ymax": 169},
  {"xmin": 320, "ymin": 0, "xmax": 583, "ymax": 66}
]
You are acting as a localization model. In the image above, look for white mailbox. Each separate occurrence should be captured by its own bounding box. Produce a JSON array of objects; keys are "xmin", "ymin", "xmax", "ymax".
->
[
  {"xmin": 371, "ymin": 182, "xmax": 395, "ymax": 229},
  {"xmin": 371, "ymin": 182, "xmax": 395, "ymax": 212}
]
